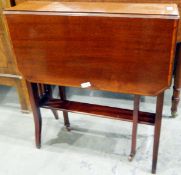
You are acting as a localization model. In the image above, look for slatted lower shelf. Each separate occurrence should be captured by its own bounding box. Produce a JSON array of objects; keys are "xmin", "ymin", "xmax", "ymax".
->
[{"xmin": 40, "ymin": 99, "xmax": 155, "ymax": 125}]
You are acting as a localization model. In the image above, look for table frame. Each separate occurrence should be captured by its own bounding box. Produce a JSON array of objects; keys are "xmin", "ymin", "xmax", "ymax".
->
[{"xmin": 27, "ymin": 81, "xmax": 164, "ymax": 174}]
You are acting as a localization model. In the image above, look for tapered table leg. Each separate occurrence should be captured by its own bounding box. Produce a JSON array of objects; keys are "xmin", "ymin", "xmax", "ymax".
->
[
  {"xmin": 59, "ymin": 86, "xmax": 70, "ymax": 131},
  {"xmin": 51, "ymin": 109, "xmax": 59, "ymax": 120},
  {"xmin": 45, "ymin": 85, "xmax": 59, "ymax": 120},
  {"xmin": 26, "ymin": 82, "xmax": 42, "ymax": 148},
  {"xmin": 152, "ymin": 92, "xmax": 164, "ymax": 174},
  {"xmin": 171, "ymin": 43, "xmax": 181, "ymax": 117},
  {"xmin": 129, "ymin": 95, "xmax": 140, "ymax": 161}
]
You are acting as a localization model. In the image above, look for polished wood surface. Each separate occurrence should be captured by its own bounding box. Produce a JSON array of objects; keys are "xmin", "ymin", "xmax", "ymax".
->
[
  {"xmin": 152, "ymin": 92, "xmax": 164, "ymax": 174},
  {"xmin": 4, "ymin": 2, "xmax": 179, "ymax": 173},
  {"xmin": 14, "ymin": 0, "xmax": 181, "ymax": 117},
  {"xmin": 4, "ymin": 1, "xmax": 179, "ymax": 96},
  {"xmin": 15, "ymin": 0, "xmax": 181, "ymax": 41},
  {"xmin": 129, "ymin": 95, "xmax": 140, "ymax": 161},
  {"xmin": 27, "ymin": 81, "xmax": 161, "ymax": 173},
  {"xmin": 11, "ymin": 0, "xmax": 181, "ymax": 116},
  {"xmin": 5, "ymin": 1, "xmax": 179, "ymax": 16},
  {"xmin": 59, "ymin": 86, "xmax": 70, "ymax": 130},
  {"xmin": 41, "ymin": 98, "xmax": 155, "ymax": 125},
  {"xmin": 26, "ymin": 82, "xmax": 42, "ymax": 148}
]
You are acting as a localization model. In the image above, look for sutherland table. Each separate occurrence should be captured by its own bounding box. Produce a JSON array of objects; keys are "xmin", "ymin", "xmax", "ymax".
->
[{"xmin": 4, "ymin": 1, "xmax": 179, "ymax": 173}]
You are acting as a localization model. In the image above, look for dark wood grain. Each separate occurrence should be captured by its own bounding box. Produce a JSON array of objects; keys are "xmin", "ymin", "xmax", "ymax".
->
[
  {"xmin": 129, "ymin": 95, "xmax": 140, "ymax": 160},
  {"xmin": 14, "ymin": 0, "xmax": 181, "ymax": 42},
  {"xmin": 4, "ymin": 2, "xmax": 179, "ymax": 173},
  {"xmin": 4, "ymin": 1, "xmax": 179, "ymax": 16},
  {"xmin": 152, "ymin": 92, "xmax": 164, "ymax": 174},
  {"xmin": 171, "ymin": 43, "xmax": 181, "ymax": 117},
  {"xmin": 26, "ymin": 82, "xmax": 42, "ymax": 148},
  {"xmin": 46, "ymin": 85, "xmax": 60, "ymax": 120},
  {"xmin": 40, "ymin": 98, "xmax": 155, "ymax": 125},
  {"xmin": 59, "ymin": 86, "xmax": 70, "ymax": 129},
  {"xmin": 4, "ymin": 2, "xmax": 179, "ymax": 96},
  {"xmin": 8, "ymin": 0, "xmax": 181, "ymax": 117}
]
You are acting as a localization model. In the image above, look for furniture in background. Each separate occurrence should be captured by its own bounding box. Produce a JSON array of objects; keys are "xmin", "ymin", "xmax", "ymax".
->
[
  {"xmin": 0, "ymin": 0, "xmax": 30, "ymax": 112},
  {"xmin": 14, "ymin": 0, "xmax": 181, "ymax": 117},
  {"xmin": 172, "ymin": 43, "xmax": 181, "ymax": 116},
  {"xmin": 4, "ymin": 1, "xmax": 179, "ymax": 173}
]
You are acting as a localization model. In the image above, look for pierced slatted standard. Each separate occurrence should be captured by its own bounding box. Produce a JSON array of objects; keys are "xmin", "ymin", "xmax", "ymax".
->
[{"xmin": 4, "ymin": 1, "xmax": 179, "ymax": 174}]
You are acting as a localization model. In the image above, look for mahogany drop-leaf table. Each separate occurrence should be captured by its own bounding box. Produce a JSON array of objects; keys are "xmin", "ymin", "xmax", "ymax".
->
[{"xmin": 4, "ymin": 1, "xmax": 179, "ymax": 173}]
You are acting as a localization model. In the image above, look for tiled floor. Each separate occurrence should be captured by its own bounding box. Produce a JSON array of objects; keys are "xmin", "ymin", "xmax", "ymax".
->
[{"xmin": 0, "ymin": 85, "xmax": 180, "ymax": 175}]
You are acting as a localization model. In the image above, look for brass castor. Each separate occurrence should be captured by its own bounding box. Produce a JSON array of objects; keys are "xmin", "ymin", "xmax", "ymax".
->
[
  {"xmin": 66, "ymin": 126, "xmax": 71, "ymax": 132},
  {"xmin": 36, "ymin": 144, "xmax": 41, "ymax": 149},
  {"xmin": 128, "ymin": 153, "xmax": 135, "ymax": 161},
  {"xmin": 171, "ymin": 111, "xmax": 178, "ymax": 118}
]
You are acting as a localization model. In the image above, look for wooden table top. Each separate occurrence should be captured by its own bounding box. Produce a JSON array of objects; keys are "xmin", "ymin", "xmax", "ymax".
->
[
  {"xmin": 14, "ymin": 0, "xmax": 181, "ymax": 41},
  {"xmin": 4, "ymin": 1, "xmax": 179, "ymax": 96},
  {"xmin": 4, "ymin": 1, "xmax": 179, "ymax": 18}
]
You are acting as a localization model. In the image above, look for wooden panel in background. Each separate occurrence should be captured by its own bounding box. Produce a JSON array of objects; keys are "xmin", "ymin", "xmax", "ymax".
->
[
  {"xmin": 0, "ymin": 0, "xmax": 18, "ymax": 74},
  {"xmin": 0, "ymin": 33, "xmax": 8, "ymax": 68},
  {"xmin": 0, "ymin": 2, "xmax": 8, "ymax": 68},
  {"xmin": 0, "ymin": 0, "xmax": 31, "ymax": 112}
]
